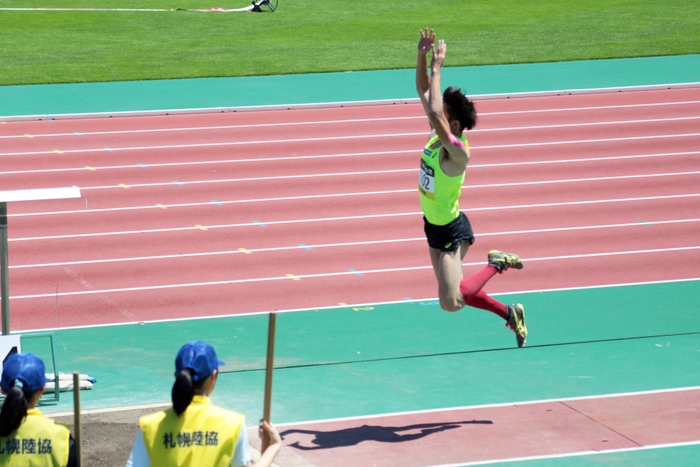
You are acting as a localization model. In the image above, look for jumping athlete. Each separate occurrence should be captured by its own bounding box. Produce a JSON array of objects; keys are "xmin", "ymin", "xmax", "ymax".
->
[{"xmin": 416, "ymin": 28, "xmax": 528, "ymax": 347}]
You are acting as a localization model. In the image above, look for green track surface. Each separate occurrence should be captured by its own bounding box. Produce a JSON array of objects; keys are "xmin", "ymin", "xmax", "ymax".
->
[
  {"xmin": 1, "ymin": 54, "xmax": 700, "ymax": 118},
  {"xmin": 23, "ymin": 280, "xmax": 700, "ymax": 424}
]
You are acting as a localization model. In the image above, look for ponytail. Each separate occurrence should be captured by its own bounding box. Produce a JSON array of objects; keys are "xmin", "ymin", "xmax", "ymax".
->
[
  {"xmin": 172, "ymin": 369, "xmax": 194, "ymax": 417},
  {"xmin": 0, "ymin": 385, "xmax": 30, "ymax": 437}
]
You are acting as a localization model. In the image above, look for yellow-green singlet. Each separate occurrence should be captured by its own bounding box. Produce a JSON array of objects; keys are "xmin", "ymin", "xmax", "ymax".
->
[{"xmin": 418, "ymin": 134, "xmax": 469, "ymax": 226}]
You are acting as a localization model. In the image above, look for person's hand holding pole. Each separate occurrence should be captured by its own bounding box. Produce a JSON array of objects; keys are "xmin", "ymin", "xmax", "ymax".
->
[{"xmin": 253, "ymin": 420, "xmax": 282, "ymax": 467}]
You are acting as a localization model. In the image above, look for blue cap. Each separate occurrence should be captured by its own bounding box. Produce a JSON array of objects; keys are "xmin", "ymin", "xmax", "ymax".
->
[
  {"xmin": 175, "ymin": 341, "xmax": 225, "ymax": 382},
  {"xmin": 1, "ymin": 353, "xmax": 47, "ymax": 393}
]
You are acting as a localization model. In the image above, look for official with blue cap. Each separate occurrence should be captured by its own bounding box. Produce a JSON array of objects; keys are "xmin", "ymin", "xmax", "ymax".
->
[
  {"xmin": 0, "ymin": 353, "xmax": 77, "ymax": 466},
  {"xmin": 175, "ymin": 340, "xmax": 226, "ymax": 382},
  {"xmin": 126, "ymin": 341, "xmax": 282, "ymax": 467}
]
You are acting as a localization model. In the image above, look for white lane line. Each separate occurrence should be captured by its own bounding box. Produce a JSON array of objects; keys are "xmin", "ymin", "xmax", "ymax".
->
[
  {"xmin": 2, "ymin": 148, "xmax": 698, "ymax": 177},
  {"xmin": 0, "ymin": 149, "xmax": 417, "ymax": 175},
  {"xmin": 482, "ymin": 99, "xmax": 700, "ymax": 116},
  {"xmin": 11, "ymin": 246, "xmax": 700, "ymax": 299},
  {"xmin": 79, "ymin": 168, "xmax": 418, "ymax": 190},
  {"xmin": 1, "ymin": 131, "xmax": 425, "ymax": 157},
  {"xmin": 10, "ymin": 212, "xmax": 420, "ymax": 242},
  {"xmin": 0, "ymin": 116, "xmax": 422, "ymax": 139},
  {"xmin": 1, "ymin": 101, "xmax": 698, "ymax": 139},
  {"xmin": 44, "ymin": 383, "xmax": 700, "ymax": 422},
  {"xmin": 422, "ymin": 441, "xmax": 700, "ymax": 467},
  {"xmin": 495, "ymin": 276, "xmax": 700, "ymax": 298},
  {"xmin": 11, "ymin": 217, "xmax": 700, "ymax": 269},
  {"xmin": 474, "ymin": 115, "xmax": 700, "ymax": 133},
  {"xmin": 471, "ymin": 149, "xmax": 700, "ymax": 167},
  {"xmin": 10, "ymin": 193, "xmax": 700, "ymax": 241},
  {"xmin": 59, "ymin": 169, "xmax": 700, "ymax": 191},
  {"xmin": 0, "ymin": 115, "xmax": 693, "ymax": 143},
  {"xmin": 277, "ymin": 385, "xmax": 700, "ymax": 427},
  {"xmin": 2, "ymin": 131, "xmax": 700, "ymax": 158},
  {"xmin": 16, "ymin": 277, "xmax": 700, "ymax": 333},
  {"xmin": 476, "ymin": 132, "xmax": 700, "ymax": 150},
  {"xmin": 12, "ymin": 188, "xmax": 700, "ymax": 219},
  {"xmin": 13, "ymin": 189, "xmax": 416, "ymax": 217}
]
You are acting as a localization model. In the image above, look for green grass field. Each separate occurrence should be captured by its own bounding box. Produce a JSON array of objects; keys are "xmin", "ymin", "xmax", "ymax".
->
[{"xmin": 1, "ymin": 0, "xmax": 699, "ymax": 85}]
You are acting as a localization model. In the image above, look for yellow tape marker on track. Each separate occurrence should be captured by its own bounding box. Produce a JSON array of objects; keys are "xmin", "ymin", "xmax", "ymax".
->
[
  {"xmin": 195, "ymin": 224, "xmax": 208, "ymax": 230},
  {"xmin": 338, "ymin": 302, "xmax": 347, "ymax": 306},
  {"xmin": 155, "ymin": 204, "xmax": 167, "ymax": 209},
  {"xmin": 25, "ymin": 134, "xmax": 33, "ymax": 138},
  {"xmin": 119, "ymin": 184, "xmax": 130, "ymax": 189},
  {"xmin": 285, "ymin": 274, "xmax": 301, "ymax": 281},
  {"xmin": 85, "ymin": 166, "xmax": 95, "ymax": 171},
  {"xmin": 53, "ymin": 150, "xmax": 63, "ymax": 154},
  {"xmin": 238, "ymin": 248, "xmax": 252, "ymax": 255}
]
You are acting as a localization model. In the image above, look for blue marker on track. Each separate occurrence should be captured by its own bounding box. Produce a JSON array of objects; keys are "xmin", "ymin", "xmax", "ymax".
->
[
  {"xmin": 137, "ymin": 163, "xmax": 148, "ymax": 168},
  {"xmin": 253, "ymin": 220, "xmax": 266, "ymax": 227},
  {"xmin": 349, "ymin": 269, "xmax": 364, "ymax": 277},
  {"xmin": 299, "ymin": 244, "xmax": 313, "ymax": 251},
  {"xmin": 173, "ymin": 180, "xmax": 184, "ymax": 186},
  {"xmin": 211, "ymin": 200, "xmax": 223, "ymax": 206}
]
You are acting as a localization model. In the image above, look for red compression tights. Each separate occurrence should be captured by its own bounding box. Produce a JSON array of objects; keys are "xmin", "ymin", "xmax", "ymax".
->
[{"xmin": 459, "ymin": 265, "xmax": 508, "ymax": 320}]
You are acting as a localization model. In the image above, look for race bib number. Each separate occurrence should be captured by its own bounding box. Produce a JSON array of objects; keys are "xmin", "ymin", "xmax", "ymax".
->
[{"xmin": 419, "ymin": 159, "xmax": 435, "ymax": 195}]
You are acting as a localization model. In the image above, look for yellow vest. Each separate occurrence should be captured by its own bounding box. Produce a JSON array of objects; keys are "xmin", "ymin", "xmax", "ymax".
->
[
  {"xmin": 0, "ymin": 408, "xmax": 71, "ymax": 467},
  {"xmin": 140, "ymin": 395, "xmax": 245, "ymax": 467},
  {"xmin": 418, "ymin": 134, "xmax": 469, "ymax": 226}
]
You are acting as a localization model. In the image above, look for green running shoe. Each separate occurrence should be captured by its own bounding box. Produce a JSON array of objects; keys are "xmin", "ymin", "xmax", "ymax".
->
[
  {"xmin": 507, "ymin": 304, "xmax": 528, "ymax": 348},
  {"xmin": 488, "ymin": 250, "xmax": 523, "ymax": 272}
]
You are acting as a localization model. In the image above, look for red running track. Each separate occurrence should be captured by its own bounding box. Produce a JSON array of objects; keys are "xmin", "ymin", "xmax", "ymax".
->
[
  {"xmin": 268, "ymin": 387, "xmax": 700, "ymax": 467},
  {"xmin": 2, "ymin": 87, "xmax": 700, "ymax": 330}
]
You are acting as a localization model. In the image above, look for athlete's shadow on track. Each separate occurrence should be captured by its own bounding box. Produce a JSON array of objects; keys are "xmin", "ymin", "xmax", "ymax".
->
[{"xmin": 281, "ymin": 420, "xmax": 492, "ymax": 450}]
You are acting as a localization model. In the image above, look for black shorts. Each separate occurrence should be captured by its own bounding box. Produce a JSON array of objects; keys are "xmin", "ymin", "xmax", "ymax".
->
[{"xmin": 423, "ymin": 212, "xmax": 475, "ymax": 252}]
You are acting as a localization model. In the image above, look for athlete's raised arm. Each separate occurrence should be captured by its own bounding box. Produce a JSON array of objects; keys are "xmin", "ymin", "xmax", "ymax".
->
[
  {"xmin": 416, "ymin": 28, "xmax": 435, "ymax": 119},
  {"xmin": 427, "ymin": 38, "xmax": 469, "ymax": 168}
]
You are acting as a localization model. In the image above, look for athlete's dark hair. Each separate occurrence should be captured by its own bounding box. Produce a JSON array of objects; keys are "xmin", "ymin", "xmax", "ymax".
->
[
  {"xmin": 0, "ymin": 385, "xmax": 35, "ymax": 437},
  {"xmin": 172, "ymin": 369, "xmax": 207, "ymax": 417},
  {"xmin": 443, "ymin": 86, "xmax": 478, "ymax": 132}
]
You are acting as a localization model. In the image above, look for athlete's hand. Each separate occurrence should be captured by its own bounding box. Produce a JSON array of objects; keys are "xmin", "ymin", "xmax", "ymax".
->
[
  {"xmin": 418, "ymin": 28, "xmax": 435, "ymax": 56},
  {"xmin": 431, "ymin": 39, "xmax": 446, "ymax": 69}
]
